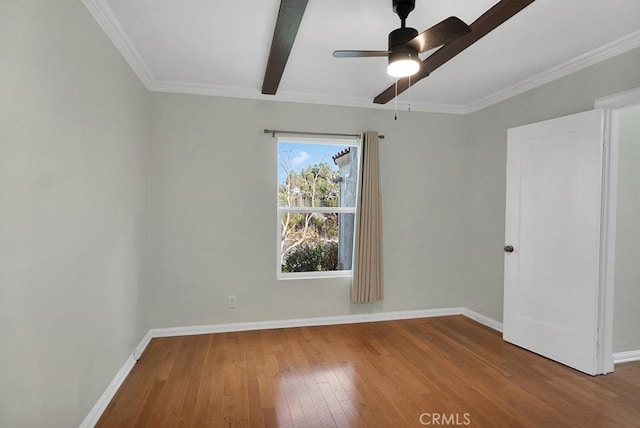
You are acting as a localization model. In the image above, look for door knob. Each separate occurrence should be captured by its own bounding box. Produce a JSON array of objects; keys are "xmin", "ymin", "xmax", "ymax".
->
[{"xmin": 504, "ymin": 245, "xmax": 514, "ymax": 253}]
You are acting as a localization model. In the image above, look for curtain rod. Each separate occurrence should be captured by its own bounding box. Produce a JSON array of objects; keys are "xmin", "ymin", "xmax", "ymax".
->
[{"xmin": 264, "ymin": 129, "xmax": 384, "ymax": 139}]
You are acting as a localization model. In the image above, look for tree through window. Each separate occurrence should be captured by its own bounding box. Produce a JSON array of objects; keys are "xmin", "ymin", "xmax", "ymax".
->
[{"xmin": 277, "ymin": 138, "xmax": 359, "ymax": 278}]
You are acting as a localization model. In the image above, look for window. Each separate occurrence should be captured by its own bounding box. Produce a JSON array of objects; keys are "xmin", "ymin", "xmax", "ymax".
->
[{"xmin": 277, "ymin": 137, "xmax": 360, "ymax": 279}]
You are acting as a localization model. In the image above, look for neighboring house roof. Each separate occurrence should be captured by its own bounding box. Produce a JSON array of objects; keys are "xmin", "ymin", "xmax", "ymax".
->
[{"xmin": 332, "ymin": 148, "xmax": 350, "ymax": 165}]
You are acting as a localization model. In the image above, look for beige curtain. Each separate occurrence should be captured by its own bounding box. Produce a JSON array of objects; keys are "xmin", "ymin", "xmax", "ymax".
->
[{"xmin": 352, "ymin": 131, "xmax": 383, "ymax": 303}]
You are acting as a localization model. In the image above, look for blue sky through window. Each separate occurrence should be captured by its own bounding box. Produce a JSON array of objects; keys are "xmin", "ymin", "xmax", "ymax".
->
[{"xmin": 278, "ymin": 142, "xmax": 345, "ymax": 184}]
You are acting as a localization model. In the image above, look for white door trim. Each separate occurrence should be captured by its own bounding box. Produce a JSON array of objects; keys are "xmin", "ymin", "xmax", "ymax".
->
[{"xmin": 595, "ymin": 87, "xmax": 640, "ymax": 373}]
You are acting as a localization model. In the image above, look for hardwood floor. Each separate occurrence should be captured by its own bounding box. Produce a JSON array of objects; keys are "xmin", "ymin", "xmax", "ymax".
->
[{"xmin": 97, "ymin": 316, "xmax": 640, "ymax": 427}]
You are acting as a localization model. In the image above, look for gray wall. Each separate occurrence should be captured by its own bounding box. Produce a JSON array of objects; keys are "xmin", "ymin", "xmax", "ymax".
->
[
  {"xmin": 614, "ymin": 104, "xmax": 640, "ymax": 352},
  {"xmin": 148, "ymin": 94, "xmax": 469, "ymax": 328},
  {"xmin": 147, "ymin": 48, "xmax": 640, "ymax": 344},
  {"xmin": 3, "ymin": 3, "xmax": 640, "ymax": 424},
  {"xmin": 464, "ymin": 47, "xmax": 640, "ymax": 352},
  {"xmin": 0, "ymin": 1, "xmax": 150, "ymax": 426}
]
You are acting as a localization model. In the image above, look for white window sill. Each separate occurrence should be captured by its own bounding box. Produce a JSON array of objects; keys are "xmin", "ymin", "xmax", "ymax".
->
[{"xmin": 278, "ymin": 271, "xmax": 352, "ymax": 281}]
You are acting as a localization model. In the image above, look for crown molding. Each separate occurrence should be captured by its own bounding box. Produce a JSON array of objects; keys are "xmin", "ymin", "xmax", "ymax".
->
[
  {"xmin": 83, "ymin": 0, "xmax": 640, "ymax": 116},
  {"xmin": 465, "ymin": 29, "xmax": 640, "ymax": 114},
  {"xmin": 82, "ymin": 0, "xmax": 156, "ymax": 89},
  {"xmin": 149, "ymin": 79, "xmax": 469, "ymax": 114}
]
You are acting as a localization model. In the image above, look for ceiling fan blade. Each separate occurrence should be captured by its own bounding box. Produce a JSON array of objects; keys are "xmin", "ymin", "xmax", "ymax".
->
[
  {"xmin": 374, "ymin": 0, "xmax": 537, "ymax": 105},
  {"xmin": 262, "ymin": 0, "xmax": 309, "ymax": 95},
  {"xmin": 407, "ymin": 16, "xmax": 471, "ymax": 54},
  {"xmin": 333, "ymin": 50, "xmax": 390, "ymax": 58}
]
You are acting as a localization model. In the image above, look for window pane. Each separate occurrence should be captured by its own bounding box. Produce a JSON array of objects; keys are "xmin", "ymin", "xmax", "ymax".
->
[
  {"xmin": 280, "ymin": 212, "xmax": 355, "ymax": 273},
  {"xmin": 278, "ymin": 143, "xmax": 358, "ymax": 208}
]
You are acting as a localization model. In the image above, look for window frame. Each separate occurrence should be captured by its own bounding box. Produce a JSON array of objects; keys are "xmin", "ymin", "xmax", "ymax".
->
[{"xmin": 276, "ymin": 136, "xmax": 361, "ymax": 280}]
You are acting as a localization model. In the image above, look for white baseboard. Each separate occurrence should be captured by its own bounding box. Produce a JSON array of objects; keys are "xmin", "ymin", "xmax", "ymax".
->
[
  {"xmin": 81, "ymin": 307, "xmax": 501, "ymax": 427},
  {"xmin": 462, "ymin": 308, "xmax": 504, "ymax": 332},
  {"xmin": 79, "ymin": 330, "xmax": 154, "ymax": 428},
  {"xmin": 149, "ymin": 307, "xmax": 465, "ymax": 338},
  {"xmin": 133, "ymin": 330, "xmax": 153, "ymax": 360},
  {"xmin": 79, "ymin": 354, "xmax": 136, "ymax": 428},
  {"xmin": 613, "ymin": 350, "xmax": 640, "ymax": 364}
]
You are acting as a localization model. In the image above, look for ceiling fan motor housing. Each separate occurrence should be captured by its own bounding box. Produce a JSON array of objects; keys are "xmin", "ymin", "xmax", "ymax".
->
[
  {"xmin": 389, "ymin": 0, "xmax": 419, "ymax": 74},
  {"xmin": 388, "ymin": 27, "xmax": 419, "ymax": 68},
  {"xmin": 388, "ymin": 27, "xmax": 418, "ymax": 48}
]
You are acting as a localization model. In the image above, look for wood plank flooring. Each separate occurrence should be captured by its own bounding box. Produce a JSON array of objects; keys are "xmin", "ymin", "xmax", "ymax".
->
[{"xmin": 97, "ymin": 316, "xmax": 640, "ymax": 427}]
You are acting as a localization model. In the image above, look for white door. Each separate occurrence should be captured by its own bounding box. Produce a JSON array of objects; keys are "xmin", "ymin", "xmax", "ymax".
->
[{"xmin": 503, "ymin": 109, "xmax": 605, "ymax": 375}]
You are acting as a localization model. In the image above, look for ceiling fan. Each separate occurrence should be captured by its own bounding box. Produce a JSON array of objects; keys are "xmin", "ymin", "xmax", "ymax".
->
[
  {"xmin": 372, "ymin": 0, "xmax": 537, "ymax": 104},
  {"xmin": 261, "ymin": 0, "xmax": 537, "ymax": 104},
  {"xmin": 333, "ymin": 0, "xmax": 471, "ymax": 79}
]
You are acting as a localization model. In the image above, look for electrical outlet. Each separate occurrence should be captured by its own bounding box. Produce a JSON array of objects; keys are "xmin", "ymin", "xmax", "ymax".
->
[{"xmin": 228, "ymin": 295, "xmax": 237, "ymax": 309}]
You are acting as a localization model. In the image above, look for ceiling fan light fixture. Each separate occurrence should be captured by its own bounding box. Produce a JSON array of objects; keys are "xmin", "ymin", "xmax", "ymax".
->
[{"xmin": 387, "ymin": 50, "xmax": 420, "ymax": 78}]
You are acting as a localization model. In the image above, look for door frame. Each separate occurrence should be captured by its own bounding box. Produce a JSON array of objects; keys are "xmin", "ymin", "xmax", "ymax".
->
[{"xmin": 595, "ymin": 87, "xmax": 640, "ymax": 373}]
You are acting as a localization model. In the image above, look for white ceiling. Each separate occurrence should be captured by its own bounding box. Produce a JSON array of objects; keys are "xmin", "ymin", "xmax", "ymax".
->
[{"xmin": 84, "ymin": 0, "xmax": 640, "ymax": 113}]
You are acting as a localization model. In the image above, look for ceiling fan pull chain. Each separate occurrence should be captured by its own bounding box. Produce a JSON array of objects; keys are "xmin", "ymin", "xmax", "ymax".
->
[
  {"xmin": 408, "ymin": 75, "xmax": 412, "ymax": 112},
  {"xmin": 394, "ymin": 77, "xmax": 398, "ymax": 120}
]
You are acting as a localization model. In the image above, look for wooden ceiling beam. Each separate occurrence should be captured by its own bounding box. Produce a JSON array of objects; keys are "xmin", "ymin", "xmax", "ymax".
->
[{"xmin": 262, "ymin": 0, "xmax": 309, "ymax": 95}]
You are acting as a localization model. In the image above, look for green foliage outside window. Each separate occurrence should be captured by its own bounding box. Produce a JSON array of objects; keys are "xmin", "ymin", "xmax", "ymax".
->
[
  {"xmin": 281, "ymin": 241, "xmax": 339, "ymax": 273},
  {"xmin": 279, "ymin": 161, "xmax": 342, "ymax": 272}
]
